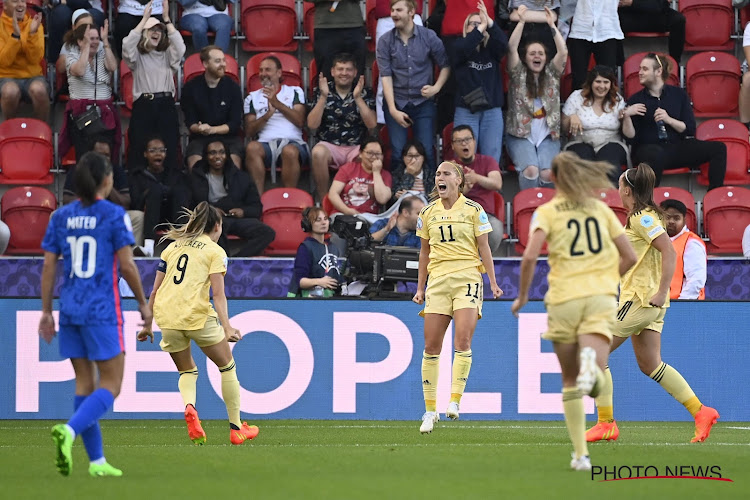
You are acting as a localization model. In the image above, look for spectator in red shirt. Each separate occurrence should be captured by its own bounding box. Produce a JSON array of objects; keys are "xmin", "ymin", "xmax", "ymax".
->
[{"xmin": 328, "ymin": 138, "xmax": 393, "ymax": 215}]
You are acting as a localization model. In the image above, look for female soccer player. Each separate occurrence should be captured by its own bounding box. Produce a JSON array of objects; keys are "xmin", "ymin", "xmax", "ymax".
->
[
  {"xmin": 511, "ymin": 152, "xmax": 637, "ymax": 471},
  {"xmin": 587, "ymin": 164, "xmax": 719, "ymax": 443},
  {"xmin": 412, "ymin": 161, "xmax": 503, "ymax": 434},
  {"xmin": 40, "ymin": 152, "xmax": 151, "ymax": 478},
  {"xmin": 138, "ymin": 202, "xmax": 259, "ymax": 445}
]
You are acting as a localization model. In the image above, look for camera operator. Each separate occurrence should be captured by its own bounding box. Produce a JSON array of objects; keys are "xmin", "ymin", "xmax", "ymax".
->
[
  {"xmin": 288, "ymin": 207, "xmax": 344, "ymax": 297},
  {"xmin": 369, "ymin": 195, "xmax": 424, "ymax": 248}
]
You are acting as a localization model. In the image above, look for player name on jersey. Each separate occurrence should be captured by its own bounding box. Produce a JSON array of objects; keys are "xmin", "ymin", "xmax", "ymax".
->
[
  {"xmin": 66, "ymin": 216, "xmax": 98, "ymax": 230},
  {"xmin": 174, "ymin": 240, "xmax": 207, "ymax": 250}
]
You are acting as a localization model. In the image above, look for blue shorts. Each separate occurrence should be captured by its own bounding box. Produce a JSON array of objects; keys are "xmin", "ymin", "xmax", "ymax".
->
[
  {"xmin": 261, "ymin": 141, "xmax": 310, "ymax": 168},
  {"xmin": 59, "ymin": 323, "xmax": 125, "ymax": 361}
]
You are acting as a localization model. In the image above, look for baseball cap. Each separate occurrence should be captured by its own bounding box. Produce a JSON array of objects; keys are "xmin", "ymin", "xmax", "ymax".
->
[{"xmin": 144, "ymin": 17, "xmax": 166, "ymax": 30}]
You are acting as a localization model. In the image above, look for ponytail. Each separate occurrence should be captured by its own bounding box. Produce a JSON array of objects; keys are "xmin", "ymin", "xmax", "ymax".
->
[
  {"xmin": 160, "ymin": 202, "xmax": 223, "ymax": 243},
  {"xmin": 74, "ymin": 151, "xmax": 112, "ymax": 206},
  {"xmin": 624, "ymin": 163, "xmax": 662, "ymax": 228}
]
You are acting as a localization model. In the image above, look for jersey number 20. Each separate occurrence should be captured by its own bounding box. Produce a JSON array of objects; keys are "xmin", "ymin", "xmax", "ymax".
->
[
  {"xmin": 66, "ymin": 236, "xmax": 96, "ymax": 278},
  {"xmin": 567, "ymin": 217, "xmax": 602, "ymax": 256}
]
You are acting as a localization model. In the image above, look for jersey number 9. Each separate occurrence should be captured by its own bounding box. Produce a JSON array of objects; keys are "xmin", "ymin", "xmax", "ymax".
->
[{"xmin": 173, "ymin": 254, "xmax": 189, "ymax": 284}]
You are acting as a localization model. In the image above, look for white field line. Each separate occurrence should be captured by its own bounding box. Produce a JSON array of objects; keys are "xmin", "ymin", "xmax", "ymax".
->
[{"xmin": 0, "ymin": 424, "xmax": 729, "ymax": 431}]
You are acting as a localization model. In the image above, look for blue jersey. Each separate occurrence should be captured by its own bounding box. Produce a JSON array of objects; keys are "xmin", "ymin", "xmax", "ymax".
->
[{"xmin": 42, "ymin": 199, "xmax": 135, "ymax": 326}]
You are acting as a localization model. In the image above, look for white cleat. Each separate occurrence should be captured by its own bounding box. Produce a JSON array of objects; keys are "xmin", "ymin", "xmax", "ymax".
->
[
  {"xmin": 419, "ymin": 411, "xmax": 439, "ymax": 434},
  {"xmin": 446, "ymin": 402, "xmax": 460, "ymax": 420},
  {"xmin": 576, "ymin": 346, "xmax": 598, "ymax": 397},
  {"xmin": 570, "ymin": 453, "xmax": 592, "ymax": 471}
]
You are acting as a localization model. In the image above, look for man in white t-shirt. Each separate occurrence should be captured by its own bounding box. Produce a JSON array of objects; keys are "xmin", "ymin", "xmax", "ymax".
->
[{"xmin": 244, "ymin": 55, "xmax": 308, "ymax": 194}]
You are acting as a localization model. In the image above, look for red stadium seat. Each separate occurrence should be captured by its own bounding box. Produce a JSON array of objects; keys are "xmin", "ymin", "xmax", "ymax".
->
[
  {"xmin": 366, "ymin": 0, "xmax": 377, "ymax": 52},
  {"xmin": 303, "ymin": 3, "xmax": 315, "ymax": 52},
  {"xmin": 309, "ymin": 58, "xmax": 318, "ymax": 98},
  {"xmin": 0, "ymin": 118, "xmax": 53, "ymax": 185},
  {"xmin": 261, "ymin": 187, "xmax": 314, "ymax": 256},
  {"xmin": 512, "ymin": 187, "xmax": 555, "ymax": 253},
  {"xmin": 0, "ymin": 186, "xmax": 56, "ymax": 255},
  {"xmin": 679, "ymin": 0, "xmax": 734, "ymax": 52},
  {"xmin": 492, "ymin": 191, "xmax": 506, "ymax": 238},
  {"xmin": 686, "ymin": 52, "xmax": 740, "ymax": 118},
  {"xmin": 702, "ymin": 186, "xmax": 750, "ymax": 254},
  {"xmin": 653, "ymin": 187, "xmax": 698, "ymax": 232},
  {"xmin": 441, "ymin": 122, "xmax": 454, "ymax": 162},
  {"xmin": 322, "ymin": 194, "xmax": 335, "ymax": 215},
  {"xmin": 119, "ymin": 60, "xmax": 134, "ymax": 115},
  {"xmin": 695, "ymin": 119, "xmax": 750, "ymax": 186},
  {"xmin": 371, "ymin": 59, "xmax": 379, "ymax": 96},
  {"xmin": 597, "ymin": 188, "xmax": 628, "ymax": 226},
  {"xmin": 560, "ymin": 54, "xmax": 595, "ymax": 100},
  {"xmin": 246, "ymin": 52, "xmax": 302, "ymax": 92},
  {"xmin": 623, "ymin": 52, "xmax": 680, "ymax": 100},
  {"xmin": 183, "ymin": 53, "xmax": 240, "ymax": 85},
  {"xmin": 240, "ymin": 0, "xmax": 297, "ymax": 52}
]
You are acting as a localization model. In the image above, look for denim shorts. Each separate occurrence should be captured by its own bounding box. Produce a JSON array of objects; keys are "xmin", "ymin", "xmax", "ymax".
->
[
  {"xmin": 504, "ymin": 134, "xmax": 560, "ymax": 173},
  {"xmin": 261, "ymin": 141, "xmax": 310, "ymax": 168}
]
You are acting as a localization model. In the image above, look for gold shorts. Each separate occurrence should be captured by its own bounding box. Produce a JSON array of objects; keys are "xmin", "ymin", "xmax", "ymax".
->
[
  {"xmin": 159, "ymin": 316, "xmax": 225, "ymax": 353},
  {"xmin": 421, "ymin": 267, "xmax": 483, "ymax": 319},
  {"xmin": 543, "ymin": 294, "xmax": 616, "ymax": 344},
  {"xmin": 614, "ymin": 299, "xmax": 666, "ymax": 337}
]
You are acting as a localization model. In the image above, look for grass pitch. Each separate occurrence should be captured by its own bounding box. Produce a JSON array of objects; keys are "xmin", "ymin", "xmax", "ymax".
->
[{"xmin": 4, "ymin": 420, "xmax": 748, "ymax": 499}]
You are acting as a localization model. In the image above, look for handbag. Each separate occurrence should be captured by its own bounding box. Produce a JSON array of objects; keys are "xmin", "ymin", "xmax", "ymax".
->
[
  {"xmin": 462, "ymin": 86, "xmax": 490, "ymax": 113},
  {"xmin": 71, "ymin": 53, "xmax": 108, "ymax": 137}
]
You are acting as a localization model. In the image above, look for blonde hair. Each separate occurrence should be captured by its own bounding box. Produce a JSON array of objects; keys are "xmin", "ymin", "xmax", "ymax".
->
[
  {"xmin": 137, "ymin": 23, "xmax": 170, "ymax": 54},
  {"xmin": 551, "ymin": 152, "xmax": 614, "ymax": 203},
  {"xmin": 463, "ymin": 12, "xmax": 489, "ymax": 48},
  {"xmin": 159, "ymin": 201, "xmax": 222, "ymax": 244},
  {"xmin": 428, "ymin": 161, "xmax": 466, "ymax": 202}
]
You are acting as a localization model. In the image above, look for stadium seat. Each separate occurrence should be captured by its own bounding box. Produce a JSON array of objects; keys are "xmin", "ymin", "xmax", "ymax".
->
[
  {"xmin": 560, "ymin": 54, "xmax": 595, "ymax": 101},
  {"xmin": 702, "ymin": 186, "xmax": 750, "ymax": 254},
  {"xmin": 441, "ymin": 122, "xmax": 454, "ymax": 162},
  {"xmin": 597, "ymin": 188, "xmax": 629, "ymax": 226},
  {"xmin": 119, "ymin": 60, "xmax": 134, "ymax": 115},
  {"xmin": 183, "ymin": 53, "xmax": 241, "ymax": 85},
  {"xmin": 492, "ymin": 191, "xmax": 507, "ymax": 238},
  {"xmin": 512, "ymin": 187, "xmax": 555, "ymax": 253},
  {"xmin": 679, "ymin": 0, "xmax": 734, "ymax": 52},
  {"xmin": 240, "ymin": 0, "xmax": 297, "ymax": 52},
  {"xmin": 654, "ymin": 187, "xmax": 698, "ymax": 232},
  {"xmin": 686, "ymin": 52, "xmax": 740, "ymax": 118},
  {"xmin": 695, "ymin": 119, "xmax": 750, "ymax": 186},
  {"xmin": 303, "ymin": 2, "xmax": 315, "ymax": 52},
  {"xmin": 261, "ymin": 187, "xmax": 314, "ymax": 256},
  {"xmin": 371, "ymin": 59, "xmax": 379, "ymax": 96},
  {"xmin": 366, "ymin": 0, "xmax": 377, "ymax": 52},
  {"xmin": 0, "ymin": 186, "xmax": 56, "ymax": 255},
  {"xmin": 0, "ymin": 119, "xmax": 53, "ymax": 185},
  {"xmin": 322, "ymin": 194, "xmax": 335, "ymax": 215},
  {"xmin": 309, "ymin": 59, "xmax": 318, "ymax": 99},
  {"xmin": 246, "ymin": 52, "xmax": 302, "ymax": 92},
  {"xmin": 623, "ymin": 52, "xmax": 680, "ymax": 100}
]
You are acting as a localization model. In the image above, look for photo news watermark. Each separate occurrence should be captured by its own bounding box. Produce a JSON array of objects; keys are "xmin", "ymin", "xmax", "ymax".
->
[{"xmin": 592, "ymin": 465, "xmax": 734, "ymax": 482}]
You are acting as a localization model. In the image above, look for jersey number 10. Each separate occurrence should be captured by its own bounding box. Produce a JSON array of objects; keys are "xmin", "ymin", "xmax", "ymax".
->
[{"xmin": 66, "ymin": 236, "xmax": 97, "ymax": 278}]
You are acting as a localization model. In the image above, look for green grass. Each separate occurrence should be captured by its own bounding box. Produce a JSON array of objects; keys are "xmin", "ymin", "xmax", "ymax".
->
[{"xmin": 4, "ymin": 420, "xmax": 748, "ymax": 499}]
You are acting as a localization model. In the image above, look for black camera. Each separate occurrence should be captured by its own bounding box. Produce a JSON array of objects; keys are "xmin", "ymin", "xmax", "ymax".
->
[{"xmin": 331, "ymin": 215, "xmax": 375, "ymax": 281}]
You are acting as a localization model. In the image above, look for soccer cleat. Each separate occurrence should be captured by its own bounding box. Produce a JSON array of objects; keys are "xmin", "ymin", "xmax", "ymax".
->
[
  {"xmin": 446, "ymin": 402, "xmax": 460, "ymax": 420},
  {"xmin": 230, "ymin": 422, "xmax": 259, "ymax": 445},
  {"xmin": 570, "ymin": 453, "xmax": 592, "ymax": 471},
  {"xmin": 691, "ymin": 405, "xmax": 719, "ymax": 443},
  {"xmin": 576, "ymin": 347, "xmax": 599, "ymax": 397},
  {"xmin": 184, "ymin": 405, "xmax": 206, "ymax": 445},
  {"xmin": 51, "ymin": 424, "xmax": 74, "ymax": 476},
  {"xmin": 585, "ymin": 421, "xmax": 619, "ymax": 442},
  {"xmin": 419, "ymin": 411, "xmax": 439, "ymax": 434},
  {"xmin": 89, "ymin": 462, "xmax": 123, "ymax": 477}
]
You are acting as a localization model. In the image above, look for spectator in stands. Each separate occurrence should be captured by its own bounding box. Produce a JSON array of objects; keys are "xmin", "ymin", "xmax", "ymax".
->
[
  {"xmin": 177, "ymin": 0, "xmax": 235, "ymax": 52},
  {"xmin": 122, "ymin": 1, "xmax": 185, "ymax": 173},
  {"xmin": 373, "ymin": 0, "xmax": 423, "ymax": 124},
  {"xmin": 562, "ymin": 65, "xmax": 627, "ymax": 186},
  {"xmin": 306, "ymin": 0, "xmax": 366, "ymax": 79},
  {"xmin": 567, "ymin": 0, "xmax": 622, "ymax": 90},
  {"xmin": 370, "ymin": 195, "xmax": 424, "ymax": 248},
  {"xmin": 116, "ymin": 0, "xmax": 165, "ymax": 56},
  {"xmin": 505, "ymin": 6, "xmax": 567, "ymax": 190},
  {"xmin": 507, "ymin": 0, "xmax": 560, "ymax": 58},
  {"xmin": 739, "ymin": 21, "xmax": 750, "ymax": 126},
  {"xmin": 661, "ymin": 199, "xmax": 706, "ymax": 300},
  {"xmin": 55, "ymin": 10, "xmax": 94, "ymax": 100},
  {"xmin": 128, "ymin": 136, "xmax": 190, "ymax": 248},
  {"xmin": 47, "ymin": 1, "xmax": 105, "ymax": 63},
  {"xmin": 308, "ymin": 52, "xmax": 377, "ymax": 202},
  {"xmin": 451, "ymin": 125, "xmax": 503, "ymax": 253},
  {"xmin": 392, "ymin": 140, "xmax": 433, "ymax": 202},
  {"xmin": 623, "ymin": 53, "xmax": 726, "ymax": 190},
  {"xmin": 743, "ymin": 224, "xmax": 750, "ymax": 258},
  {"xmin": 328, "ymin": 138, "xmax": 392, "ymax": 215},
  {"xmin": 0, "ymin": 0, "xmax": 48, "ymax": 121},
  {"xmin": 244, "ymin": 55, "xmax": 308, "ymax": 194},
  {"xmin": 451, "ymin": 2, "xmax": 508, "ymax": 165},
  {"xmin": 288, "ymin": 207, "xmax": 344, "ymax": 297},
  {"xmin": 0, "ymin": 218, "xmax": 9, "ymax": 254},
  {"xmin": 61, "ymin": 20, "xmax": 121, "ymax": 162},
  {"xmin": 617, "ymin": 0, "xmax": 685, "ymax": 66},
  {"xmin": 188, "ymin": 139, "xmax": 275, "ymax": 257},
  {"xmin": 377, "ymin": 0, "xmax": 450, "ymax": 175},
  {"xmin": 182, "ymin": 45, "xmax": 243, "ymax": 170}
]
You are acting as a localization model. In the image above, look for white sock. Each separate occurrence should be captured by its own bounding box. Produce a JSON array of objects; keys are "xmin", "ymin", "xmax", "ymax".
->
[{"xmin": 65, "ymin": 424, "xmax": 76, "ymax": 440}]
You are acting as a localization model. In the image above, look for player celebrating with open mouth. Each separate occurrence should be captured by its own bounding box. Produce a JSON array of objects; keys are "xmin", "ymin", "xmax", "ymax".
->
[{"xmin": 413, "ymin": 161, "xmax": 503, "ymax": 434}]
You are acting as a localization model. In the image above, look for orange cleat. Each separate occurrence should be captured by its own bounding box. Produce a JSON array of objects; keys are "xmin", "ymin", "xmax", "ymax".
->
[
  {"xmin": 184, "ymin": 405, "xmax": 206, "ymax": 445},
  {"xmin": 585, "ymin": 421, "xmax": 619, "ymax": 442},
  {"xmin": 230, "ymin": 422, "xmax": 259, "ymax": 445},
  {"xmin": 691, "ymin": 406, "xmax": 719, "ymax": 443}
]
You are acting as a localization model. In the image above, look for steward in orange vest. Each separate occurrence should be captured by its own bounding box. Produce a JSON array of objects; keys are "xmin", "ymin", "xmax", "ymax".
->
[{"xmin": 661, "ymin": 199, "xmax": 706, "ymax": 300}]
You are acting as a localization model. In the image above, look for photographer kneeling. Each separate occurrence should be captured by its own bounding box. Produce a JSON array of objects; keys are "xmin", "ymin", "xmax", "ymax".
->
[{"xmin": 288, "ymin": 207, "xmax": 345, "ymax": 297}]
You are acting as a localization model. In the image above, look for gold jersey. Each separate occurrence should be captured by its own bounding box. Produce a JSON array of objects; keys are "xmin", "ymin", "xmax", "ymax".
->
[
  {"xmin": 530, "ymin": 195, "xmax": 625, "ymax": 305},
  {"xmin": 154, "ymin": 234, "xmax": 228, "ymax": 330},
  {"xmin": 416, "ymin": 194, "xmax": 493, "ymax": 278},
  {"xmin": 620, "ymin": 208, "xmax": 669, "ymax": 308}
]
